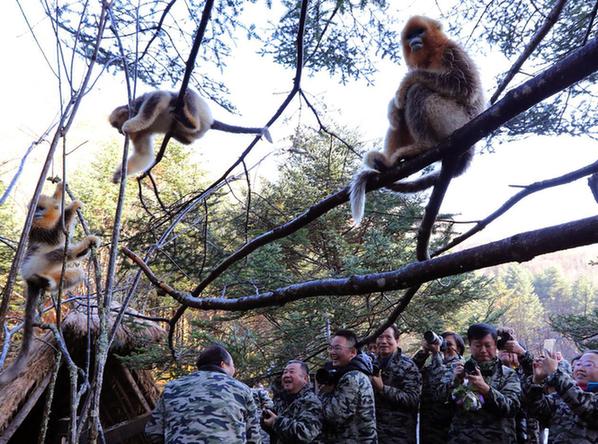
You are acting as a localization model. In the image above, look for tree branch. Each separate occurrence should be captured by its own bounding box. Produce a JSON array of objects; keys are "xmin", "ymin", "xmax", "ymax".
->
[
  {"xmin": 139, "ymin": 0, "xmax": 215, "ymax": 178},
  {"xmin": 123, "ymin": 214, "xmax": 598, "ymax": 311},
  {"xmin": 433, "ymin": 158, "xmax": 598, "ymax": 256},
  {"xmin": 490, "ymin": 0, "xmax": 567, "ymax": 104},
  {"xmin": 186, "ymin": 36, "xmax": 598, "ymax": 298}
]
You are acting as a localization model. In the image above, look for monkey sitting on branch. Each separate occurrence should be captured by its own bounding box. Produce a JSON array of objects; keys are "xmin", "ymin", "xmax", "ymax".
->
[
  {"xmin": 0, "ymin": 182, "xmax": 97, "ymax": 386},
  {"xmin": 350, "ymin": 16, "xmax": 485, "ymax": 225},
  {"xmin": 109, "ymin": 89, "xmax": 273, "ymax": 183}
]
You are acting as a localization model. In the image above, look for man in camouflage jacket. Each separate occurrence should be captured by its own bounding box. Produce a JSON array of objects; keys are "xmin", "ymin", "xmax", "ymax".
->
[
  {"xmin": 145, "ymin": 344, "xmax": 261, "ymax": 444},
  {"xmin": 373, "ymin": 325, "xmax": 421, "ymax": 443},
  {"xmin": 526, "ymin": 350, "xmax": 598, "ymax": 443},
  {"xmin": 318, "ymin": 329, "xmax": 377, "ymax": 443},
  {"xmin": 433, "ymin": 323, "xmax": 522, "ymax": 444},
  {"xmin": 263, "ymin": 360, "xmax": 323, "ymax": 443},
  {"xmin": 413, "ymin": 331, "xmax": 464, "ymax": 444}
]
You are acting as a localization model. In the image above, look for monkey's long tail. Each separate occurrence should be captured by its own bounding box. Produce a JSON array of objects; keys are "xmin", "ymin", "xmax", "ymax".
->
[
  {"xmin": 0, "ymin": 281, "xmax": 43, "ymax": 387},
  {"xmin": 349, "ymin": 169, "xmax": 379, "ymax": 226},
  {"xmin": 210, "ymin": 120, "xmax": 272, "ymax": 143},
  {"xmin": 386, "ymin": 171, "xmax": 440, "ymax": 193},
  {"xmin": 350, "ymin": 168, "xmax": 443, "ymax": 225}
]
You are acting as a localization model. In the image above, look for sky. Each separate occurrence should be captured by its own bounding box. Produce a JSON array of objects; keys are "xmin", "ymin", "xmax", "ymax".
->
[{"xmin": 1, "ymin": 0, "xmax": 597, "ymax": 261}]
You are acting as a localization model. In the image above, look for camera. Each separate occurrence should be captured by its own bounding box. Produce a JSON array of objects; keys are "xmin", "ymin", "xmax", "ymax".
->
[
  {"xmin": 464, "ymin": 360, "xmax": 478, "ymax": 375},
  {"xmin": 496, "ymin": 328, "xmax": 513, "ymax": 350},
  {"xmin": 372, "ymin": 362, "xmax": 381, "ymax": 377},
  {"xmin": 315, "ymin": 366, "xmax": 340, "ymax": 385},
  {"xmin": 424, "ymin": 330, "xmax": 447, "ymax": 351}
]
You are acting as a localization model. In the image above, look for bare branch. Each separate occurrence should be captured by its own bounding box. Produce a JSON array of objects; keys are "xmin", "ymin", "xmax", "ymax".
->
[
  {"xmin": 432, "ymin": 158, "xmax": 598, "ymax": 256},
  {"xmin": 490, "ymin": 0, "xmax": 567, "ymax": 104}
]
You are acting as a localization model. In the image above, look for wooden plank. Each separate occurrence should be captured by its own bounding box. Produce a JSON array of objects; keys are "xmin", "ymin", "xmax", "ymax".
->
[
  {"xmin": 105, "ymin": 413, "xmax": 152, "ymax": 444},
  {"xmin": 120, "ymin": 367, "xmax": 152, "ymax": 412},
  {"xmin": 0, "ymin": 372, "xmax": 53, "ymax": 444}
]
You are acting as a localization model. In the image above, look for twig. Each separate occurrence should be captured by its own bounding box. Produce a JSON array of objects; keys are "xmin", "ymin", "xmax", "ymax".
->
[
  {"xmin": 432, "ymin": 158, "xmax": 598, "ymax": 256},
  {"xmin": 357, "ymin": 285, "xmax": 420, "ymax": 346},
  {"xmin": 490, "ymin": 0, "xmax": 567, "ymax": 104},
  {"xmin": 0, "ymin": 124, "xmax": 55, "ymax": 206}
]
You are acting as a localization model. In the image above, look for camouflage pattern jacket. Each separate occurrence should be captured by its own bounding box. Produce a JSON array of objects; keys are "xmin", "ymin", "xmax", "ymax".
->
[
  {"xmin": 414, "ymin": 351, "xmax": 461, "ymax": 444},
  {"xmin": 375, "ymin": 349, "xmax": 422, "ymax": 444},
  {"xmin": 145, "ymin": 367, "xmax": 262, "ymax": 444},
  {"xmin": 270, "ymin": 385, "xmax": 323, "ymax": 443},
  {"xmin": 434, "ymin": 357, "xmax": 521, "ymax": 444},
  {"xmin": 319, "ymin": 354, "xmax": 377, "ymax": 444},
  {"xmin": 526, "ymin": 368, "xmax": 598, "ymax": 443}
]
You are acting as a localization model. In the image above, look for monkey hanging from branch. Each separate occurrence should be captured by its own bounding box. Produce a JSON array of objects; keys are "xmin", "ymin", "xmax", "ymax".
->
[
  {"xmin": 109, "ymin": 89, "xmax": 273, "ymax": 183},
  {"xmin": 350, "ymin": 16, "xmax": 485, "ymax": 225},
  {"xmin": 0, "ymin": 182, "xmax": 97, "ymax": 386}
]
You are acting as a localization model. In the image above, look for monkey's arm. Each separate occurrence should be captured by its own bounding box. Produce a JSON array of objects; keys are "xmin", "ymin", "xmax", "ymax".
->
[
  {"xmin": 63, "ymin": 201, "xmax": 82, "ymax": 229},
  {"xmin": 121, "ymin": 91, "xmax": 172, "ymax": 134}
]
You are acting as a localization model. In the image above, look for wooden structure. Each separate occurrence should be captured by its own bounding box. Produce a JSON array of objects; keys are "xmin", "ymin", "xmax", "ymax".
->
[{"xmin": 0, "ymin": 302, "xmax": 165, "ymax": 443}]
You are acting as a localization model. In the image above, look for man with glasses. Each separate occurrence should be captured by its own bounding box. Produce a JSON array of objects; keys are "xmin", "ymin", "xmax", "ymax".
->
[
  {"xmin": 262, "ymin": 360, "xmax": 323, "ymax": 443},
  {"xmin": 372, "ymin": 325, "xmax": 421, "ymax": 443},
  {"xmin": 318, "ymin": 329, "xmax": 377, "ymax": 443},
  {"xmin": 527, "ymin": 350, "xmax": 598, "ymax": 443}
]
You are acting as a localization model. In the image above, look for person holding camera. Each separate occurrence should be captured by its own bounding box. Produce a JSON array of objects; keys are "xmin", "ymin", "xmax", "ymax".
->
[
  {"xmin": 145, "ymin": 344, "xmax": 262, "ymax": 444},
  {"xmin": 372, "ymin": 325, "xmax": 421, "ymax": 443},
  {"xmin": 526, "ymin": 350, "xmax": 598, "ymax": 443},
  {"xmin": 318, "ymin": 329, "xmax": 377, "ymax": 443},
  {"xmin": 433, "ymin": 323, "xmax": 522, "ymax": 443},
  {"xmin": 414, "ymin": 331, "xmax": 464, "ymax": 444},
  {"xmin": 262, "ymin": 360, "xmax": 323, "ymax": 443}
]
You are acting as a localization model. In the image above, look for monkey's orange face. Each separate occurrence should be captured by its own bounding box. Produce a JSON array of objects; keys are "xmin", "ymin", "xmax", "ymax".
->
[
  {"xmin": 33, "ymin": 195, "xmax": 61, "ymax": 229},
  {"xmin": 401, "ymin": 16, "xmax": 446, "ymax": 69}
]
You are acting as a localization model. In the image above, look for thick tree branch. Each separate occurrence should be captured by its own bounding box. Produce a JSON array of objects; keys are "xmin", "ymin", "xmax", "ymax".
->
[
  {"xmin": 433, "ymin": 158, "xmax": 598, "ymax": 256},
  {"xmin": 123, "ymin": 215, "xmax": 598, "ymax": 311},
  {"xmin": 187, "ymin": 36, "xmax": 598, "ymax": 298},
  {"xmin": 490, "ymin": 0, "xmax": 567, "ymax": 104},
  {"xmin": 415, "ymin": 160, "xmax": 458, "ymax": 261}
]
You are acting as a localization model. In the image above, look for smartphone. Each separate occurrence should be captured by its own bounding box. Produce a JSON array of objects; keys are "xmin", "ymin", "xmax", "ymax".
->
[{"xmin": 543, "ymin": 339, "xmax": 556, "ymax": 355}]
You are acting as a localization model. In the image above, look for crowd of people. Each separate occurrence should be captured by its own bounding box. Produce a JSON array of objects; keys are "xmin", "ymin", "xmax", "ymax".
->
[{"xmin": 144, "ymin": 323, "xmax": 598, "ymax": 444}]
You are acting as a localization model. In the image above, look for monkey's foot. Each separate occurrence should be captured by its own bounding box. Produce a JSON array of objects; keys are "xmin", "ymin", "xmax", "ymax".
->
[
  {"xmin": 364, "ymin": 151, "xmax": 393, "ymax": 172},
  {"xmin": 112, "ymin": 170, "xmax": 122, "ymax": 184}
]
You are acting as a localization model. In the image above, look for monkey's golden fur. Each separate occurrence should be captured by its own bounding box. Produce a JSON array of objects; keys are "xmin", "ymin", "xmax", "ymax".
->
[
  {"xmin": 109, "ymin": 90, "xmax": 214, "ymax": 183},
  {"xmin": 350, "ymin": 16, "xmax": 485, "ymax": 225},
  {"xmin": 0, "ymin": 182, "xmax": 97, "ymax": 386}
]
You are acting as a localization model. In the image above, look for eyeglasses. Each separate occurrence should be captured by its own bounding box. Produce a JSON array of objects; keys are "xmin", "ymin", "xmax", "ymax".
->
[{"xmin": 574, "ymin": 362, "xmax": 596, "ymax": 369}]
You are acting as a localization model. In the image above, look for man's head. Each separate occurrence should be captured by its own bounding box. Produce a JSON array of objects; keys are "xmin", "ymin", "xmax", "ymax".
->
[
  {"xmin": 573, "ymin": 350, "xmax": 598, "ymax": 386},
  {"xmin": 329, "ymin": 329, "xmax": 358, "ymax": 367},
  {"xmin": 467, "ymin": 323, "xmax": 498, "ymax": 363},
  {"xmin": 281, "ymin": 360, "xmax": 310, "ymax": 394},
  {"xmin": 366, "ymin": 340, "xmax": 378, "ymax": 355},
  {"xmin": 376, "ymin": 325, "xmax": 400, "ymax": 357},
  {"xmin": 196, "ymin": 344, "xmax": 236, "ymax": 377},
  {"xmin": 442, "ymin": 331, "xmax": 465, "ymax": 357}
]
